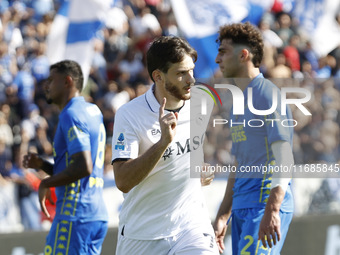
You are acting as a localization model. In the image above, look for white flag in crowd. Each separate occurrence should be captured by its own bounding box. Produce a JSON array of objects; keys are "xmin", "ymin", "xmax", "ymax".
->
[{"xmin": 46, "ymin": 0, "xmax": 114, "ymax": 88}]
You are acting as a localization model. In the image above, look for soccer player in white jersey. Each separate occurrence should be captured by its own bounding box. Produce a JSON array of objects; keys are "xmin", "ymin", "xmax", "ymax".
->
[{"xmin": 111, "ymin": 36, "xmax": 219, "ymax": 255}]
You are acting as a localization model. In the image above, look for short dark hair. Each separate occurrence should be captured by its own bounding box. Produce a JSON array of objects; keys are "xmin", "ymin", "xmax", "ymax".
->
[
  {"xmin": 217, "ymin": 22, "xmax": 264, "ymax": 67},
  {"xmin": 146, "ymin": 36, "xmax": 197, "ymax": 82},
  {"xmin": 50, "ymin": 60, "xmax": 84, "ymax": 91}
]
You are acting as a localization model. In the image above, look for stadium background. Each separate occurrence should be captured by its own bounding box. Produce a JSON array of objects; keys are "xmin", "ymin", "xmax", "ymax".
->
[{"xmin": 0, "ymin": 0, "xmax": 340, "ymax": 254}]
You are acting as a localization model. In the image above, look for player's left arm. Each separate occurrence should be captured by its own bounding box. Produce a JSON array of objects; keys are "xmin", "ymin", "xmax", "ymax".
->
[
  {"xmin": 258, "ymin": 140, "xmax": 294, "ymax": 248},
  {"xmin": 40, "ymin": 151, "xmax": 92, "ymax": 188},
  {"xmin": 38, "ymin": 151, "xmax": 93, "ymax": 217}
]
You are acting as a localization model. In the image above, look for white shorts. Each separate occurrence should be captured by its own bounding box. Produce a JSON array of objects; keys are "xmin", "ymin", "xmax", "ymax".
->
[{"xmin": 115, "ymin": 225, "xmax": 219, "ymax": 255}]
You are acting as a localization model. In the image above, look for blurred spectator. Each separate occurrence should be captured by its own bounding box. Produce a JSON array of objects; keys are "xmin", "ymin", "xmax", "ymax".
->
[
  {"xmin": 0, "ymin": 41, "xmax": 17, "ymax": 87},
  {"xmin": 0, "ymin": 173, "xmax": 22, "ymax": 233},
  {"xmin": 0, "ymin": 8, "xmax": 23, "ymax": 54},
  {"xmin": 30, "ymin": 42, "xmax": 50, "ymax": 84},
  {"xmin": 20, "ymin": 104, "xmax": 48, "ymax": 142},
  {"xmin": 15, "ymin": 45, "xmax": 26, "ymax": 69},
  {"xmin": 29, "ymin": 123, "xmax": 52, "ymax": 157},
  {"xmin": 106, "ymin": 6, "xmax": 129, "ymax": 35},
  {"xmin": 21, "ymin": 22, "xmax": 39, "ymax": 57},
  {"xmin": 301, "ymin": 41, "xmax": 319, "ymax": 72},
  {"xmin": 90, "ymin": 39, "xmax": 108, "ymax": 95},
  {"xmin": 259, "ymin": 18, "xmax": 283, "ymax": 49},
  {"xmin": 300, "ymin": 60, "xmax": 316, "ymax": 79},
  {"xmin": 316, "ymin": 55, "xmax": 336, "ymax": 79},
  {"xmin": 259, "ymin": 17, "xmax": 283, "ymax": 74},
  {"xmin": 103, "ymin": 12, "xmax": 130, "ymax": 80},
  {"xmin": 117, "ymin": 46, "xmax": 145, "ymax": 85},
  {"xmin": 283, "ymin": 34, "xmax": 301, "ymax": 72},
  {"xmin": 0, "ymin": 111, "xmax": 13, "ymax": 147},
  {"xmin": 274, "ymin": 12, "xmax": 295, "ymax": 47},
  {"xmin": 130, "ymin": 6, "xmax": 161, "ymax": 52},
  {"xmin": 9, "ymin": 145, "xmax": 41, "ymax": 230},
  {"xmin": 28, "ymin": 0, "xmax": 54, "ymax": 23},
  {"xmin": 8, "ymin": 62, "xmax": 35, "ymax": 119},
  {"xmin": 145, "ymin": 0, "xmax": 162, "ymax": 16},
  {"xmin": 268, "ymin": 53, "xmax": 292, "ymax": 78},
  {"xmin": 103, "ymin": 81, "xmax": 131, "ymax": 114},
  {"xmin": 0, "ymin": 134, "xmax": 12, "ymax": 178},
  {"xmin": 158, "ymin": 10, "xmax": 179, "ymax": 36}
]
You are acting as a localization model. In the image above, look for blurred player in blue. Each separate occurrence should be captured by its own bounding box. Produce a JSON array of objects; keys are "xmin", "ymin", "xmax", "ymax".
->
[
  {"xmin": 213, "ymin": 23, "xmax": 294, "ymax": 254},
  {"xmin": 23, "ymin": 60, "xmax": 108, "ymax": 255}
]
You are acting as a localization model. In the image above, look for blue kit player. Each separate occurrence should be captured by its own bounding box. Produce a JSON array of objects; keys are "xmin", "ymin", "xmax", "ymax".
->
[
  {"xmin": 23, "ymin": 60, "xmax": 108, "ymax": 255},
  {"xmin": 213, "ymin": 23, "xmax": 294, "ymax": 254}
]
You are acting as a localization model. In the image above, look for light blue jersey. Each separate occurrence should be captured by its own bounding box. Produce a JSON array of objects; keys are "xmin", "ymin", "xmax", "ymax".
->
[
  {"xmin": 52, "ymin": 97, "xmax": 108, "ymax": 222},
  {"xmin": 230, "ymin": 74, "xmax": 294, "ymax": 212},
  {"xmin": 229, "ymin": 74, "xmax": 294, "ymax": 255}
]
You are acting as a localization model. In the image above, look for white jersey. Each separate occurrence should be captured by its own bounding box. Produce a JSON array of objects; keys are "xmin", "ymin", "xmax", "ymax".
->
[{"xmin": 112, "ymin": 85, "xmax": 213, "ymax": 240}]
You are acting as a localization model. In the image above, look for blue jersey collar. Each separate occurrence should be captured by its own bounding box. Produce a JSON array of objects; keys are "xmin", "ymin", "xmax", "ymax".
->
[
  {"xmin": 61, "ymin": 96, "xmax": 85, "ymax": 113},
  {"xmin": 248, "ymin": 73, "xmax": 264, "ymax": 88}
]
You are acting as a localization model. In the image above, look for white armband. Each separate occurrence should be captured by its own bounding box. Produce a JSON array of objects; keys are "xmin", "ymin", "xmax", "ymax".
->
[{"xmin": 271, "ymin": 141, "xmax": 294, "ymax": 193}]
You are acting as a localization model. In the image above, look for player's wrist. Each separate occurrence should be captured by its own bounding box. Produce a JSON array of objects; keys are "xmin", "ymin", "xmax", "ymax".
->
[
  {"xmin": 38, "ymin": 157, "xmax": 45, "ymax": 169},
  {"xmin": 158, "ymin": 136, "xmax": 172, "ymax": 148},
  {"xmin": 39, "ymin": 176, "xmax": 49, "ymax": 188},
  {"xmin": 216, "ymin": 213, "xmax": 229, "ymax": 225},
  {"xmin": 265, "ymin": 200, "xmax": 281, "ymax": 213}
]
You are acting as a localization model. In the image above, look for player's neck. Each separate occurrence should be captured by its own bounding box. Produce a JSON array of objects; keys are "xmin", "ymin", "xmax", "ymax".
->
[
  {"xmin": 58, "ymin": 91, "xmax": 80, "ymax": 110},
  {"xmin": 234, "ymin": 67, "xmax": 260, "ymax": 91}
]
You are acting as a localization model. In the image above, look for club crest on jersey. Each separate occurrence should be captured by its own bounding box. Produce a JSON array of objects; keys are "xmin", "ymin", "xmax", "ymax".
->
[
  {"xmin": 115, "ymin": 133, "xmax": 125, "ymax": 150},
  {"xmin": 67, "ymin": 126, "xmax": 85, "ymax": 142}
]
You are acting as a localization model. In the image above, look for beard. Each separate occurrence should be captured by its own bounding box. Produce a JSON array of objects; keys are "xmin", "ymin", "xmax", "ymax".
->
[
  {"xmin": 165, "ymin": 80, "xmax": 191, "ymax": 101},
  {"xmin": 46, "ymin": 98, "xmax": 53, "ymax": 104}
]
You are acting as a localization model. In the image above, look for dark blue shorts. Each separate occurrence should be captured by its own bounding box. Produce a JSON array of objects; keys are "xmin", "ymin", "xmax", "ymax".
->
[
  {"xmin": 231, "ymin": 208, "xmax": 293, "ymax": 255},
  {"xmin": 44, "ymin": 219, "xmax": 108, "ymax": 255}
]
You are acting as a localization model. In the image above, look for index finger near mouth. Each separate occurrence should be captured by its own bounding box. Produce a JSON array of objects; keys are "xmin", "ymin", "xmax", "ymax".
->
[{"xmin": 159, "ymin": 97, "xmax": 166, "ymax": 118}]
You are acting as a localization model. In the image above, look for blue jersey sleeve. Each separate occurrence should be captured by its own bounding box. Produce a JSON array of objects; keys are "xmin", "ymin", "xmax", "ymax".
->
[{"xmin": 60, "ymin": 111, "xmax": 91, "ymax": 156}]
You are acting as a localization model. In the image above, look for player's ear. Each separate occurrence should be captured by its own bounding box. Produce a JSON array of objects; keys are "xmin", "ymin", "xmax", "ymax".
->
[
  {"xmin": 240, "ymin": 49, "xmax": 250, "ymax": 62},
  {"xmin": 65, "ymin": 75, "xmax": 73, "ymax": 88},
  {"xmin": 152, "ymin": 69, "xmax": 164, "ymax": 84}
]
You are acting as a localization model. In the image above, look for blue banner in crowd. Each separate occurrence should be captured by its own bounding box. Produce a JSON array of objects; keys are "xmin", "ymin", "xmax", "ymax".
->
[{"xmin": 170, "ymin": 0, "xmax": 270, "ymax": 78}]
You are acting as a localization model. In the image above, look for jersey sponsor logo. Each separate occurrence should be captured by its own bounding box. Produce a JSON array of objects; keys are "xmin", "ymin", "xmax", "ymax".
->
[
  {"xmin": 151, "ymin": 129, "xmax": 161, "ymax": 136},
  {"xmin": 115, "ymin": 132, "xmax": 125, "ymax": 150},
  {"xmin": 162, "ymin": 134, "xmax": 205, "ymax": 160},
  {"xmin": 230, "ymin": 125, "xmax": 247, "ymax": 143},
  {"xmin": 162, "ymin": 146, "xmax": 174, "ymax": 160},
  {"xmin": 176, "ymin": 139, "xmax": 190, "ymax": 155}
]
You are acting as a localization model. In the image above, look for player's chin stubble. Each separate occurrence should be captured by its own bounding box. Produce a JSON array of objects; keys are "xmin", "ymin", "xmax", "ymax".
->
[{"xmin": 165, "ymin": 81, "xmax": 191, "ymax": 101}]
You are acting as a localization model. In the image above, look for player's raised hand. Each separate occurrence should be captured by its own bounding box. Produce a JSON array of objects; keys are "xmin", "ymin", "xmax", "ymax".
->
[
  {"xmin": 159, "ymin": 97, "xmax": 178, "ymax": 144},
  {"xmin": 23, "ymin": 152, "xmax": 43, "ymax": 170}
]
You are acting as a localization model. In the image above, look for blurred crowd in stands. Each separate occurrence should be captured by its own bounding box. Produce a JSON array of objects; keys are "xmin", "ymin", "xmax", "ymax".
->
[{"xmin": 0, "ymin": 0, "xmax": 339, "ymax": 232}]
